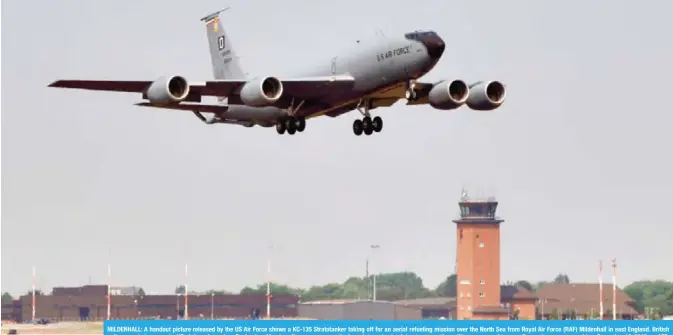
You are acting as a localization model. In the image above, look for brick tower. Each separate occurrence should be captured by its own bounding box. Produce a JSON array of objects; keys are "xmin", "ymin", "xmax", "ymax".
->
[{"xmin": 453, "ymin": 192, "xmax": 509, "ymax": 320}]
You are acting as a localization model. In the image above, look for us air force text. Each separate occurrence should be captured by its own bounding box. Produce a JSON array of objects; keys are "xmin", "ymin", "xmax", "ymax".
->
[{"xmin": 376, "ymin": 45, "xmax": 412, "ymax": 62}]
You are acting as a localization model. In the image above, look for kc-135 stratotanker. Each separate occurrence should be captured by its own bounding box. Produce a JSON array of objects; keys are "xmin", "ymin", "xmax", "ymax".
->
[{"xmin": 49, "ymin": 8, "xmax": 506, "ymax": 136}]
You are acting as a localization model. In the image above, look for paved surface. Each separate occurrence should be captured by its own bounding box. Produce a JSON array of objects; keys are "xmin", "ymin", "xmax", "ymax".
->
[{"xmin": 2, "ymin": 322, "xmax": 102, "ymax": 334}]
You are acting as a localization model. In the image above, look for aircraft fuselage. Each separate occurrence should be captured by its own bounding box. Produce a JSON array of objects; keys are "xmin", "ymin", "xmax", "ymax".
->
[{"xmin": 221, "ymin": 31, "xmax": 445, "ymax": 126}]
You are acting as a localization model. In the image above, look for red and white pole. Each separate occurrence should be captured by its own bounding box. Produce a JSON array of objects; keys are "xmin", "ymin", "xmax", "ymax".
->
[
  {"xmin": 612, "ymin": 259, "xmax": 617, "ymax": 320},
  {"xmin": 107, "ymin": 263, "xmax": 111, "ymax": 320},
  {"xmin": 599, "ymin": 261, "xmax": 604, "ymax": 319},
  {"xmin": 184, "ymin": 263, "xmax": 189, "ymax": 320},
  {"xmin": 266, "ymin": 258, "xmax": 271, "ymax": 319},
  {"xmin": 31, "ymin": 266, "xmax": 36, "ymax": 321}
]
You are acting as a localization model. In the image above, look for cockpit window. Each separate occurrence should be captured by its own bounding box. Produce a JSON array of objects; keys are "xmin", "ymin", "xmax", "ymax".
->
[{"xmin": 405, "ymin": 31, "xmax": 437, "ymax": 41}]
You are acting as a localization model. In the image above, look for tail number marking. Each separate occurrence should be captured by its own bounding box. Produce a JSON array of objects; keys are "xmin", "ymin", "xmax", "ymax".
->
[{"xmin": 218, "ymin": 36, "xmax": 225, "ymax": 50}]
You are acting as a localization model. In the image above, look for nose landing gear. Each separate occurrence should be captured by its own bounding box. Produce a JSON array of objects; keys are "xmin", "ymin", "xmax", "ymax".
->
[{"xmin": 405, "ymin": 80, "xmax": 419, "ymax": 102}]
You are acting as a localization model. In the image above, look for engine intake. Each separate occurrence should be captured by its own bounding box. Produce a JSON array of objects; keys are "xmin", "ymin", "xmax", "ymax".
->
[
  {"xmin": 466, "ymin": 80, "xmax": 506, "ymax": 111},
  {"xmin": 239, "ymin": 76, "xmax": 284, "ymax": 107},
  {"xmin": 428, "ymin": 79, "xmax": 470, "ymax": 110},
  {"xmin": 145, "ymin": 76, "xmax": 190, "ymax": 104}
]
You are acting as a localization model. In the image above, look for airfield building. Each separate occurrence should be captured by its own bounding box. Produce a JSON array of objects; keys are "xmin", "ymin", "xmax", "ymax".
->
[{"xmin": 3, "ymin": 285, "xmax": 298, "ymax": 321}]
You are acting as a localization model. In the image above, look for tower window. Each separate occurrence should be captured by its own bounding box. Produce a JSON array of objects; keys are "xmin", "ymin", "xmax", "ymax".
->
[
  {"xmin": 460, "ymin": 292, "xmax": 464, "ymax": 298},
  {"xmin": 480, "ymin": 280, "xmax": 486, "ymax": 285},
  {"xmin": 479, "ymin": 292, "xmax": 485, "ymax": 297},
  {"xmin": 459, "ymin": 229, "xmax": 463, "ymax": 239},
  {"xmin": 467, "ymin": 292, "xmax": 471, "ymax": 298},
  {"xmin": 476, "ymin": 233, "xmax": 480, "ymax": 238},
  {"xmin": 479, "ymin": 242, "xmax": 485, "ymax": 248},
  {"xmin": 467, "ymin": 306, "xmax": 472, "ymax": 311}
]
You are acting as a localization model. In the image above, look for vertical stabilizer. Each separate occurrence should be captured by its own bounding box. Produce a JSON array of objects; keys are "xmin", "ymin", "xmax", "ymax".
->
[{"xmin": 201, "ymin": 8, "xmax": 245, "ymax": 80}]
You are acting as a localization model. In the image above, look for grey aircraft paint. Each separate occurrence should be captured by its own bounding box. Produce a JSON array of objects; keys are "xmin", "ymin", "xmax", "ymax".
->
[{"xmin": 48, "ymin": 9, "xmax": 507, "ymax": 136}]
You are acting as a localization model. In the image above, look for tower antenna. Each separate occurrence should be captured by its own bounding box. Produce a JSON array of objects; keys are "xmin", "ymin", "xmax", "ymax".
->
[{"xmin": 32, "ymin": 266, "xmax": 36, "ymax": 321}]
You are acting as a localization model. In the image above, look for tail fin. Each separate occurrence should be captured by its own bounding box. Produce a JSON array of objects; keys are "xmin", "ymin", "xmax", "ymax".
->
[{"xmin": 201, "ymin": 8, "xmax": 245, "ymax": 80}]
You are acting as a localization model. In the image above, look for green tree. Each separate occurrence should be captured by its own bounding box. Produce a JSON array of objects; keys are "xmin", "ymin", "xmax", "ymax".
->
[
  {"xmin": 624, "ymin": 280, "xmax": 673, "ymax": 316},
  {"xmin": 205, "ymin": 290, "xmax": 231, "ymax": 295},
  {"xmin": 239, "ymin": 283, "xmax": 304, "ymax": 296},
  {"xmin": 534, "ymin": 281, "xmax": 548, "ymax": 292},
  {"xmin": 373, "ymin": 272, "xmax": 435, "ymax": 300},
  {"xmin": 301, "ymin": 283, "xmax": 344, "ymax": 301},
  {"xmin": 549, "ymin": 308, "xmax": 561, "ymax": 320},
  {"xmin": 553, "ymin": 274, "xmax": 570, "ymax": 284},
  {"xmin": 137, "ymin": 288, "xmax": 146, "ymax": 296},
  {"xmin": 292, "ymin": 272, "xmax": 436, "ymax": 302},
  {"xmin": 2, "ymin": 292, "xmax": 13, "ymax": 303},
  {"xmin": 175, "ymin": 285, "xmax": 185, "ymax": 294},
  {"xmin": 25, "ymin": 290, "xmax": 43, "ymax": 296},
  {"xmin": 515, "ymin": 280, "xmax": 534, "ymax": 292},
  {"xmin": 435, "ymin": 274, "xmax": 457, "ymax": 297}
]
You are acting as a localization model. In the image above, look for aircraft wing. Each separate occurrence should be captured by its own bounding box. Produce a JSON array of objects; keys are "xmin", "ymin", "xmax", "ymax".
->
[{"xmin": 48, "ymin": 74, "xmax": 355, "ymax": 100}]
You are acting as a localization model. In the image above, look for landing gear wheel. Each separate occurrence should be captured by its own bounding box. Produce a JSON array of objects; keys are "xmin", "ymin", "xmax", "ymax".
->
[
  {"xmin": 296, "ymin": 117, "xmax": 306, "ymax": 132},
  {"xmin": 405, "ymin": 89, "xmax": 417, "ymax": 101},
  {"xmin": 372, "ymin": 116, "xmax": 383, "ymax": 133},
  {"xmin": 276, "ymin": 122, "xmax": 286, "ymax": 134},
  {"xmin": 363, "ymin": 116, "xmax": 373, "ymax": 136},
  {"xmin": 286, "ymin": 118, "xmax": 297, "ymax": 135},
  {"xmin": 353, "ymin": 119, "xmax": 364, "ymax": 136}
]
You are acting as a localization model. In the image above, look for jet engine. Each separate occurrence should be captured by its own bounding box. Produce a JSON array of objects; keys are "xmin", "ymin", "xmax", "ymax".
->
[
  {"xmin": 428, "ymin": 80, "xmax": 470, "ymax": 110},
  {"xmin": 239, "ymin": 76, "xmax": 284, "ymax": 107},
  {"xmin": 145, "ymin": 76, "xmax": 190, "ymax": 104},
  {"xmin": 466, "ymin": 80, "xmax": 507, "ymax": 111}
]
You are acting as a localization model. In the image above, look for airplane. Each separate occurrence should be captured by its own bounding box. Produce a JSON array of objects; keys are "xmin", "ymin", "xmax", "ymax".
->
[{"xmin": 48, "ymin": 8, "xmax": 507, "ymax": 137}]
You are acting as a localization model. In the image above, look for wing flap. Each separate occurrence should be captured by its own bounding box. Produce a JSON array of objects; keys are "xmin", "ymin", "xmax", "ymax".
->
[
  {"xmin": 205, "ymin": 74, "xmax": 356, "ymax": 98},
  {"xmin": 134, "ymin": 102, "xmax": 227, "ymax": 114}
]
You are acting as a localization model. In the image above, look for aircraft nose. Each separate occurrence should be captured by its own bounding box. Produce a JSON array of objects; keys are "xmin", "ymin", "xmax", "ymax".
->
[{"xmin": 423, "ymin": 35, "xmax": 445, "ymax": 59}]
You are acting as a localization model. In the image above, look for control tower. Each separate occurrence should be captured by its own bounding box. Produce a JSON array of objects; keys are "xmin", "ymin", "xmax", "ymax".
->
[{"xmin": 453, "ymin": 191, "xmax": 509, "ymax": 320}]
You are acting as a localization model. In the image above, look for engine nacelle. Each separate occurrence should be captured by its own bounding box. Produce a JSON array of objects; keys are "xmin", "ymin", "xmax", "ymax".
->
[
  {"xmin": 239, "ymin": 76, "xmax": 284, "ymax": 107},
  {"xmin": 428, "ymin": 80, "xmax": 470, "ymax": 110},
  {"xmin": 145, "ymin": 76, "xmax": 190, "ymax": 104},
  {"xmin": 466, "ymin": 80, "xmax": 507, "ymax": 111}
]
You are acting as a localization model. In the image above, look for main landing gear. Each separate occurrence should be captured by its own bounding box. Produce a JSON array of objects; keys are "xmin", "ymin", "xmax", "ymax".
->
[
  {"xmin": 276, "ymin": 98, "xmax": 306, "ymax": 135},
  {"xmin": 276, "ymin": 116, "xmax": 306, "ymax": 135},
  {"xmin": 352, "ymin": 99, "xmax": 383, "ymax": 136}
]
